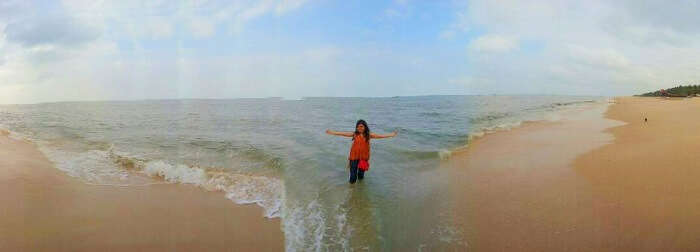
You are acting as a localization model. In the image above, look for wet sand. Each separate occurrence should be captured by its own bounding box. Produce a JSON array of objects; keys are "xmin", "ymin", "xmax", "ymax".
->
[
  {"xmin": 0, "ymin": 132, "xmax": 283, "ymax": 251},
  {"xmin": 448, "ymin": 97, "xmax": 700, "ymax": 251},
  {"xmin": 575, "ymin": 97, "xmax": 700, "ymax": 250}
]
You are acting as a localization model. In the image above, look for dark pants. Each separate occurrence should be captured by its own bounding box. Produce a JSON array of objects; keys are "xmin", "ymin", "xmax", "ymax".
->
[{"xmin": 349, "ymin": 160, "xmax": 365, "ymax": 184}]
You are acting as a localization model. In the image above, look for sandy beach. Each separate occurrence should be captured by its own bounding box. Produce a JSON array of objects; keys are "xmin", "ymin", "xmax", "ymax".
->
[
  {"xmin": 0, "ymin": 132, "xmax": 283, "ymax": 251},
  {"xmin": 448, "ymin": 97, "xmax": 700, "ymax": 251}
]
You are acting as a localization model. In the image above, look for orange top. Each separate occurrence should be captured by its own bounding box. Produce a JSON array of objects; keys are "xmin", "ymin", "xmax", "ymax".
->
[{"xmin": 348, "ymin": 133, "xmax": 370, "ymax": 160}]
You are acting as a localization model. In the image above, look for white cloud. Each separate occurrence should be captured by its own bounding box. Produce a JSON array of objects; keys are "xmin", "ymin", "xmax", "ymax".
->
[
  {"xmin": 0, "ymin": 0, "xmax": 313, "ymax": 104},
  {"xmin": 4, "ymin": 15, "xmax": 100, "ymax": 47},
  {"xmin": 127, "ymin": 17, "xmax": 173, "ymax": 39},
  {"xmin": 2, "ymin": 0, "xmax": 699, "ymax": 103},
  {"xmin": 188, "ymin": 18, "xmax": 215, "ymax": 39},
  {"xmin": 439, "ymin": 8, "xmax": 469, "ymax": 40},
  {"xmin": 566, "ymin": 45, "xmax": 629, "ymax": 70},
  {"xmin": 58, "ymin": 0, "xmax": 309, "ymax": 38},
  {"xmin": 275, "ymin": 0, "xmax": 309, "ymax": 14},
  {"xmin": 445, "ymin": 0, "xmax": 700, "ymax": 95},
  {"xmin": 469, "ymin": 34, "xmax": 518, "ymax": 53}
]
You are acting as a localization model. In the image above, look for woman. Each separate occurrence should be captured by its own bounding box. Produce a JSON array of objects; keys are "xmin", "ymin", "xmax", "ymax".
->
[{"xmin": 326, "ymin": 119, "xmax": 398, "ymax": 184}]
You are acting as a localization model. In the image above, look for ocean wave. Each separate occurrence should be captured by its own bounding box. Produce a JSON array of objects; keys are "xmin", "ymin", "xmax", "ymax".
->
[
  {"xmin": 377, "ymin": 99, "xmax": 605, "ymax": 162},
  {"xmin": 393, "ymin": 122, "xmax": 526, "ymax": 161},
  {"xmin": 469, "ymin": 100, "xmax": 596, "ymax": 125},
  {"xmin": 395, "ymin": 127, "xmax": 467, "ymax": 140},
  {"xmin": 142, "ymin": 160, "xmax": 283, "ymax": 218},
  {"xmin": 468, "ymin": 112, "xmax": 513, "ymax": 124},
  {"xmin": 283, "ymin": 199, "xmax": 328, "ymax": 251},
  {"xmin": 396, "ymin": 120, "xmax": 543, "ymax": 161},
  {"xmin": 468, "ymin": 121, "xmax": 525, "ymax": 140},
  {"xmin": 1, "ymin": 121, "xmax": 284, "ymax": 218},
  {"xmin": 419, "ymin": 112, "xmax": 443, "ymax": 117},
  {"xmin": 0, "ymin": 125, "xmax": 31, "ymax": 142},
  {"xmin": 438, "ymin": 149, "xmax": 453, "ymax": 160},
  {"xmin": 185, "ymin": 139, "xmax": 284, "ymax": 170},
  {"xmin": 38, "ymin": 147, "xmax": 139, "ymax": 185},
  {"xmin": 525, "ymin": 99, "xmax": 597, "ymax": 112},
  {"xmin": 282, "ymin": 194, "xmax": 352, "ymax": 251},
  {"xmin": 395, "ymin": 149, "xmax": 454, "ymax": 161},
  {"xmin": 35, "ymin": 142, "xmax": 284, "ymax": 218}
]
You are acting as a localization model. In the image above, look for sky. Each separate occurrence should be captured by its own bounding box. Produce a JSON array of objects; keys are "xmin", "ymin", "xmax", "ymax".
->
[{"xmin": 1, "ymin": 0, "xmax": 699, "ymax": 104}]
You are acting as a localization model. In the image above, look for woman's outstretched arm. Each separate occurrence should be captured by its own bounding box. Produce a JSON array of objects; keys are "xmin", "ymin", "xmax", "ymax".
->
[
  {"xmin": 326, "ymin": 129, "xmax": 354, "ymax": 137},
  {"xmin": 370, "ymin": 131, "xmax": 398, "ymax": 139}
]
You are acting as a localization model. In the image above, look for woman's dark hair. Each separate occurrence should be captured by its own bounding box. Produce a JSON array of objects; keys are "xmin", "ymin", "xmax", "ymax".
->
[{"xmin": 353, "ymin": 119, "xmax": 370, "ymax": 143}]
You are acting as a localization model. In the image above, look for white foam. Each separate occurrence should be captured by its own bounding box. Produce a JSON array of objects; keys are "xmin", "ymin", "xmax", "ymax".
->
[
  {"xmin": 0, "ymin": 125, "xmax": 31, "ymax": 142},
  {"xmin": 143, "ymin": 160, "xmax": 207, "ymax": 185},
  {"xmin": 448, "ymin": 99, "xmax": 611, "ymax": 161},
  {"xmin": 282, "ymin": 194, "xmax": 352, "ymax": 251},
  {"xmin": 7, "ymin": 130, "xmax": 28, "ymax": 141},
  {"xmin": 438, "ymin": 149, "xmax": 452, "ymax": 160},
  {"xmin": 0, "ymin": 125, "xmax": 133, "ymax": 184},
  {"xmin": 40, "ymin": 148, "xmax": 134, "ymax": 184},
  {"xmin": 141, "ymin": 160, "xmax": 284, "ymax": 218},
  {"xmin": 30, "ymin": 139, "xmax": 285, "ymax": 219},
  {"xmin": 215, "ymin": 172, "xmax": 284, "ymax": 218},
  {"xmin": 465, "ymin": 121, "xmax": 523, "ymax": 143},
  {"xmin": 283, "ymin": 199, "xmax": 327, "ymax": 251}
]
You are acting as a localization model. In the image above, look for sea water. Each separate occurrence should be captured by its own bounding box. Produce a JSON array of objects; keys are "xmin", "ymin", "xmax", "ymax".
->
[{"xmin": 0, "ymin": 95, "xmax": 607, "ymax": 250}]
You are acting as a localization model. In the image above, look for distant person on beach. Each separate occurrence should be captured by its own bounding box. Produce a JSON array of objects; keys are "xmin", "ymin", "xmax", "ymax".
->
[
  {"xmin": 326, "ymin": 119, "xmax": 398, "ymax": 184},
  {"xmin": 645, "ymin": 117, "xmax": 648, "ymax": 122}
]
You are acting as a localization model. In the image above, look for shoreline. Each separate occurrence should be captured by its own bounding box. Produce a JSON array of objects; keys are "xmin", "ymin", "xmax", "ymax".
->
[
  {"xmin": 447, "ymin": 100, "xmax": 622, "ymax": 250},
  {"xmin": 447, "ymin": 96, "xmax": 700, "ymax": 251},
  {"xmin": 440, "ymin": 99, "xmax": 609, "ymax": 160},
  {"xmin": 0, "ymin": 134, "xmax": 283, "ymax": 251},
  {"xmin": 573, "ymin": 97, "xmax": 700, "ymax": 250}
]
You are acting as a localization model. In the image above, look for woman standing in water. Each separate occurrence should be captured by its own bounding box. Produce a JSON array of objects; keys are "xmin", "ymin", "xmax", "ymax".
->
[{"xmin": 326, "ymin": 119, "xmax": 398, "ymax": 184}]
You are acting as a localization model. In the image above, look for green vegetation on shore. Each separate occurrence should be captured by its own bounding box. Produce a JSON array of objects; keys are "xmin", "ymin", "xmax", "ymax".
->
[{"xmin": 638, "ymin": 85, "xmax": 700, "ymax": 97}]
